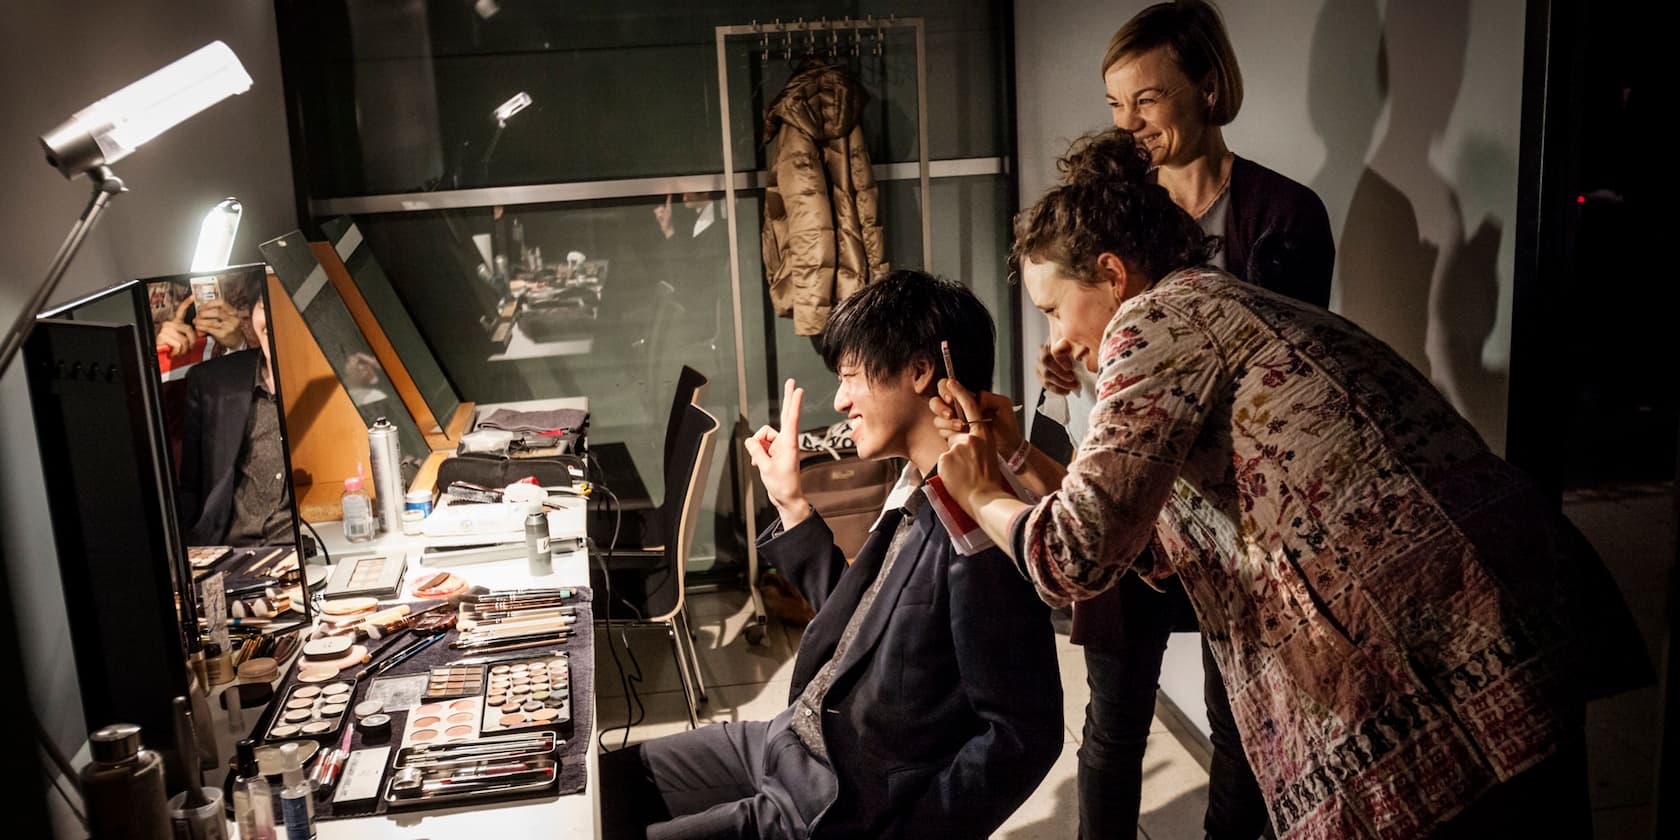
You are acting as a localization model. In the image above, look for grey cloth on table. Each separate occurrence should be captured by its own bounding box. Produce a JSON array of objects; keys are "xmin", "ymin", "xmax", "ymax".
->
[{"xmin": 477, "ymin": 407, "xmax": 588, "ymax": 434}]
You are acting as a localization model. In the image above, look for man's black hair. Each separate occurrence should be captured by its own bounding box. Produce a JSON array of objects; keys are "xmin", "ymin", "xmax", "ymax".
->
[{"xmin": 818, "ymin": 269, "xmax": 995, "ymax": 394}]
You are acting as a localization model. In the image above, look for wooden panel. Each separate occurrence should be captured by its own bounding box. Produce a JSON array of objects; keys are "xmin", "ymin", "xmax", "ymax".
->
[{"xmin": 269, "ymin": 273, "xmax": 371, "ymax": 521}]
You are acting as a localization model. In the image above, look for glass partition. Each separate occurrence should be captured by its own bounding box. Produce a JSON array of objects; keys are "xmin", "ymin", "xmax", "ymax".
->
[
  {"xmin": 320, "ymin": 216, "xmax": 464, "ymax": 430},
  {"xmin": 277, "ymin": 0, "xmax": 1020, "ymax": 572}
]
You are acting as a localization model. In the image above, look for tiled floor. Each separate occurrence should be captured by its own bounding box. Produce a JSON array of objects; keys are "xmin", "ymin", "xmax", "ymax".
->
[
  {"xmin": 592, "ymin": 482, "xmax": 1672, "ymax": 839},
  {"xmin": 592, "ymin": 588, "xmax": 1211, "ymax": 839}
]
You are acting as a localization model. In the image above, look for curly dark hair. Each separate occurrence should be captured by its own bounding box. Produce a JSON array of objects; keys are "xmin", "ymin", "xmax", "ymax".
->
[{"xmin": 1010, "ymin": 129, "xmax": 1217, "ymax": 287}]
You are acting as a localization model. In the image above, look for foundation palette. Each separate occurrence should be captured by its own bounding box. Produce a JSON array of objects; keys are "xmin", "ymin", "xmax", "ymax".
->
[
  {"xmin": 323, "ymin": 552, "xmax": 407, "ymax": 599},
  {"xmin": 422, "ymin": 664, "xmax": 485, "ymax": 700},
  {"xmin": 478, "ymin": 654, "xmax": 571, "ymax": 735},
  {"xmin": 402, "ymin": 697, "xmax": 484, "ymax": 747},
  {"xmin": 265, "ymin": 681, "xmax": 353, "ymax": 741}
]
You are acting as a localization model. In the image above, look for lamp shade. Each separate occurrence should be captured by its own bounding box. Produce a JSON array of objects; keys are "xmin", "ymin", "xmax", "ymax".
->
[{"xmin": 41, "ymin": 41, "xmax": 253, "ymax": 178}]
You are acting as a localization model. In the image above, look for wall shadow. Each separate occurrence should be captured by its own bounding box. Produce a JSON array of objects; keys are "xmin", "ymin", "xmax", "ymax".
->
[{"xmin": 1316, "ymin": 0, "xmax": 1508, "ymax": 444}]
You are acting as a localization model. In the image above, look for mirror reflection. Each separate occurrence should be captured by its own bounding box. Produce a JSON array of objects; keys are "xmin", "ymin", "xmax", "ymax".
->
[
  {"xmin": 260, "ymin": 231, "xmax": 428, "ymax": 483},
  {"xmin": 145, "ymin": 267, "xmax": 298, "ymax": 550}
]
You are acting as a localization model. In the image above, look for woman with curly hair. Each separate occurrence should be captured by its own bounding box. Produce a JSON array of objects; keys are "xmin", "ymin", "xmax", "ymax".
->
[
  {"xmin": 934, "ymin": 128, "xmax": 1649, "ymax": 839},
  {"xmin": 1035, "ymin": 2, "xmax": 1335, "ymax": 837}
]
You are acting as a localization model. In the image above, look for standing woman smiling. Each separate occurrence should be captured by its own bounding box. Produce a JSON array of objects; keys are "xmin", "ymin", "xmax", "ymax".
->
[
  {"xmin": 1036, "ymin": 3, "xmax": 1334, "ymax": 837},
  {"xmin": 936, "ymin": 128, "xmax": 1648, "ymax": 839}
]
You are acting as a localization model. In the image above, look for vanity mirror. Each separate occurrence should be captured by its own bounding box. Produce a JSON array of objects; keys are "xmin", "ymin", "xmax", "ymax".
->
[{"xmin": 29, "ymin": 265, "xmax": 311, "ymax": 748}]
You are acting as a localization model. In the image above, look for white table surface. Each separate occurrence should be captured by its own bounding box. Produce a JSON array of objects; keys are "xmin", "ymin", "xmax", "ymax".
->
[
  {"xmin": 486, "ymin": 329, "xmax": 594, "ymax": 362},
  {"xmin": 303, "ymin": 497, "xmax": 600, "ymax": 839}
]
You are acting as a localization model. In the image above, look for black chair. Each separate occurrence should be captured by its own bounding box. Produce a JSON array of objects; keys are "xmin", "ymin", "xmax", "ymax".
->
[
  {"xmin": 592, "ymin": 401, "xmax": 718, "ymax": 726},
  {"xmin": 588, "ymin": 365, "xmax": 707, "ymax": 550}
]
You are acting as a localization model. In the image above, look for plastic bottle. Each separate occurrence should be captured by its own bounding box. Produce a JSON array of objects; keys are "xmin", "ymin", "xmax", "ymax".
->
[
  {"xmin": 80, "ymin": 723, "xmax": 171, "ymax": 840},
  {"xmin": 341, "ymin": 476, "xmax": 376, "ymax": 543},
  {"xmin": 279, "ymin": 742, "xmax": 316, "ymax": 840},
  {"xmin": 232, "ymin": 739, "xmax": 278, "ymax": 840}
]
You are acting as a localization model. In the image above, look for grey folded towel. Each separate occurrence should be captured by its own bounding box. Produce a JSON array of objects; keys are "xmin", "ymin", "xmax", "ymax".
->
[{"xmin": 477, "ymin": 407, "xmax": 589, "ymax": 434}]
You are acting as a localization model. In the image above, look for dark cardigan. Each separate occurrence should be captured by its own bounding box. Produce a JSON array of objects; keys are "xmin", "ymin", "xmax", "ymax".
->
[
  {"xmin": 1222, "ymin": 155, "xmax": 1336, "ymax": 308},
  {"xmin": 1070, "ymin": 155, "xmax": 1335, "ymax": 647}
]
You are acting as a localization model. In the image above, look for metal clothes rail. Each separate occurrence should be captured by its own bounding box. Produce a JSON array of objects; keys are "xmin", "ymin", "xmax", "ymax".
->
[{"xmin": 715, "ymin": 16, "xmax": 930, "ymax": 642}]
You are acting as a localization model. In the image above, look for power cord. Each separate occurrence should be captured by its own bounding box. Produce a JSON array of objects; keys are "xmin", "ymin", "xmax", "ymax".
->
[
  {"xmin": 300, "ymin": 519, "xmax": 331, "ymax": 567},
  {"xmin": 589, "ymin": 478, "xmax": 649, "ymax": 752}
]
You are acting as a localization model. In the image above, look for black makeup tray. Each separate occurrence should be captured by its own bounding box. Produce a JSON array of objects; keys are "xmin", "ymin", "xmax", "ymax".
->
[{"xmin": 238, "ymin": 587, "xmax": 594, "ymax": 821}]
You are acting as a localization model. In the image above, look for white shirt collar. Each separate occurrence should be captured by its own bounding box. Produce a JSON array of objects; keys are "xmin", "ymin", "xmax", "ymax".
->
[
  {"xmin": 869, "ymin": 461, "xmax": 925, "ymax": 532},
  {"xmin": 691, "ymin": 201, "xmax": 716, "ymax": 238}
]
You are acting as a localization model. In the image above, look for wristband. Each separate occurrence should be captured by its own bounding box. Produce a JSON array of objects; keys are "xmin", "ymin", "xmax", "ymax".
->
[{"xmin": 1005, "ymin": 438, "xmax": 1032, "ymax": 474}]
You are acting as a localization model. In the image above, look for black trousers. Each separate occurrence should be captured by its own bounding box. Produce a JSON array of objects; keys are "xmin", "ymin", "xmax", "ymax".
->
[
  {"xmin": 599, "ymin": 710, "xmax": 835, "ymax": 840},
  {"xmin": 1077, "ymin": 575, "xmax": 1271, "ymax": 840}
]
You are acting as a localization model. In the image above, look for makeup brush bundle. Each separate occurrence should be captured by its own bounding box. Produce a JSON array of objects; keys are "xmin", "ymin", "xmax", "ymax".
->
[{"xmin": 451, "ymin": 587, "xmax": 579, "ymax": 654}]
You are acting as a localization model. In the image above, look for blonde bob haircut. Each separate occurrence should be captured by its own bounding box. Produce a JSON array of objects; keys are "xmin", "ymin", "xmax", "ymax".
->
[{"xmin": 1100, "ymin": 0, "xmax": 1244, "ymax": 127}]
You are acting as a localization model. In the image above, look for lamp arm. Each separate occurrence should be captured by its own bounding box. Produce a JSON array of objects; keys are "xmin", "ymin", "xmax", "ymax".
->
[
  {"xmin": 478, "ymin": 122, "xmax": 507, "ymax": 182},
  {"xmin": 0, "ymin": 167, "xmax": 127, "ymax": 376}
]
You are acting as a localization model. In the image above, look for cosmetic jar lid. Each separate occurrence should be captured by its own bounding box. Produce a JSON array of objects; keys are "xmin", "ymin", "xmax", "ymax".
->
[{"xmin": 90, "ymin": 723, "xmax": 143, "ymax": 764}]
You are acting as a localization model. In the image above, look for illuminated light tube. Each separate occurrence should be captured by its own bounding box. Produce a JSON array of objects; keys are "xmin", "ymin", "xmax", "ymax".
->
[{"xmin": 40, "ymin": 41, "xmax": 253, "ymax": 179}]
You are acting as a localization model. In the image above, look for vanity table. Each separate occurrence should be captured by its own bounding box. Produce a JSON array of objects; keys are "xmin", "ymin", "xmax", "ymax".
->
[{"xmin": 298, "ymin": 496, "xmax": 601, "ymax": 839}]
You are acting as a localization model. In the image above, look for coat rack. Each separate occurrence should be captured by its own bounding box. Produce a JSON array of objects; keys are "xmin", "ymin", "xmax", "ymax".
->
[{"xmin": 714, "ymin": 16, "xmax": 929, "ymax": 641}]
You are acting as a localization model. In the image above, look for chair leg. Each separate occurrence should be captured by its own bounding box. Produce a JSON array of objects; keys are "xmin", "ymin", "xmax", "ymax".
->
[
  {"xmin": 667, "ymin": 622, "xmax": 700, "ymax": 729},
  {"xmin": 676, "ymin": 608, "xmax": 709, "ymax": 703}
]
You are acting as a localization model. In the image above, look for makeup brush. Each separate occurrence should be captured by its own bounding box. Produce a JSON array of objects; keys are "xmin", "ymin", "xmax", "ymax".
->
[{"xmin": 368, "ymin": 630, "xmax": 446, "ymax": 677}]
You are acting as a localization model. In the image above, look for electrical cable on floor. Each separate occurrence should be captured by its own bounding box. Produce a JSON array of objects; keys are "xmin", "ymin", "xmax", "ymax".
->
[{"xmin": 590, "ymin": 480, "xmax": 648, "ymax": 751}]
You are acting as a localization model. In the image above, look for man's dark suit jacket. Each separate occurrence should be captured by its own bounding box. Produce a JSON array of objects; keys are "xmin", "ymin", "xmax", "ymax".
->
[
  {"xmin": 179, "ymin": 348, "xmax": 264, "ymax": 545},
  {"xmin": 760, "ymin": 502, "xmax": 1063, "ymax": 838}
]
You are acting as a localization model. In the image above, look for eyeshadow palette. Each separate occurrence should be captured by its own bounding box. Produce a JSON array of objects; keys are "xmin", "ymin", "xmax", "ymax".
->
[
  {"xmin": 187, "ymin": 545, "xmax": 232, "ymax": 569},
  {"xmin": 402, "ymin": 697, "xmax": 484, "ymax": 746},
  {"xmin": 478, "ymin": 654, "xmax": 571, "ymax": 735},
  {"xmin": 265, "ymin": 681, "xmax": 353, "ymax": 741},
  {"xmin": 323, "ymin": 552, "xmax": 408, "ymax": 599},
  {"xmin": 423, "ymin": 664, "xmax": 485, "ymax": 700}
]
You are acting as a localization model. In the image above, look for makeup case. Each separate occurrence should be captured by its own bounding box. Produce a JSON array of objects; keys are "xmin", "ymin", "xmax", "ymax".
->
[{"xmin": 435, "ymin": 453, "xmax": 582, "ymax": 492}]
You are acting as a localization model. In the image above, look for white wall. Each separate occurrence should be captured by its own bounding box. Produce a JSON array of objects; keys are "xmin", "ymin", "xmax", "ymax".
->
[
  {"xmin": 1014, "ymin": 0, "xmax": 1526, "ymax": 737},
  {"xmin": 0, "ymin": 0, "xmax": 295, "ymax": 772}
]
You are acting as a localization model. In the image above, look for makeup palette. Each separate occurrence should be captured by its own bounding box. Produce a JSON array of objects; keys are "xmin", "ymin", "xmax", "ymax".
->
[
  {"xmin": 187, "ymin": 545, "xmax": 232, "ymax": 569},
  {"xmin": 323, "ymin": 552, "xmax": 408, "ymax": 599},
  {"xmin": 402, "ymin": 697, "xmax": 484, "ymax": 746},
  {"xmin": 266, "ymin": 681, "xmax": 353, "ymax": 741},
  {"xmin": 423, "ymin": 665, "xmax": 486, "ymax": 700},
  {"xmin": 478, "ymin": 654, "xmax": 571, "ymax": 735}
]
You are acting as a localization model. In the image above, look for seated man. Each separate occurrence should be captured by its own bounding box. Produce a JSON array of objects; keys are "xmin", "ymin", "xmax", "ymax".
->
[{"xmin": 601, "ymin": 271, "xmax": 1063, "ymax": 839}]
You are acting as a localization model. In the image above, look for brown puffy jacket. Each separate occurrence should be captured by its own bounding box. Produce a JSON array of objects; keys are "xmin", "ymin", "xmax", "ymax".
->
[{"xmin": 762, "ymin": 61, "xmax": 888, "ymax": 335}]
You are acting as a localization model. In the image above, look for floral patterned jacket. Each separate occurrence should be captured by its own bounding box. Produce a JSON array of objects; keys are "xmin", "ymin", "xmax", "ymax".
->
[{"xmin": 1014, "ymin": 268, "xmax": 1648, "ymax": 838}]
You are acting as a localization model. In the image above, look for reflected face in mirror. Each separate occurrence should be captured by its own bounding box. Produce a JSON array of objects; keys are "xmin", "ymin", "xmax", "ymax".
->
[{"xmin": 150, "ymin": 268, "xmax": 300, "ymax": 550}]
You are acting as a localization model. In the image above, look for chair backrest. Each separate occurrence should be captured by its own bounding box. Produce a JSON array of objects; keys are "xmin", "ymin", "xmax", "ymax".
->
[
  {"xmin": 661, "ymin": 365, "xmax": 708, "ymax": 470},
  {"xmin": 645, "ymin": 402, "xmax": 719, "ymax": 620}
]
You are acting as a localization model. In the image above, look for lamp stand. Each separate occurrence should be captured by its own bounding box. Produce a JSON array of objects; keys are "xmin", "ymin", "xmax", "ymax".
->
[{"xmin": 0, "ymin": 165, "xmax": 127, "ymax": 376}]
